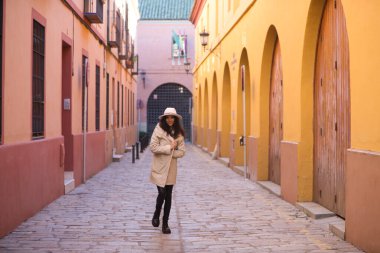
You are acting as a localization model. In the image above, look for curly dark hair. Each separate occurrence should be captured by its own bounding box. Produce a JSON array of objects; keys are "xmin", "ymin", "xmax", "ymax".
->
[{"xmin": 159, "ymin": 116, "xmax": 185, "ymax": 139}]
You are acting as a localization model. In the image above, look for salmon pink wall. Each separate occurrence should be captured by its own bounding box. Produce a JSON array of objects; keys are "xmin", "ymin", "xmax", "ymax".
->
[{"xmin": 0, "ymin": 137, "xmax": 64, "ymax": 237}]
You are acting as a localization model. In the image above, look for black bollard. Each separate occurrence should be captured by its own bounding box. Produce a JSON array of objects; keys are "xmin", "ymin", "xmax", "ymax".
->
[
  {"xmin": 132, "ymin": 145, "xmax": 135, "ymax": 163},
  {"xmin": 136, "ymin": 142, "xmax": 140, "ymax": 159}
]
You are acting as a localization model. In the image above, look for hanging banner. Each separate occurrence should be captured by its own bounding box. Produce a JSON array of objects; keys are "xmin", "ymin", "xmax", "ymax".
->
[{"xmin": 172, "ymin": 30, "xmax": 187, "ymax": 64}]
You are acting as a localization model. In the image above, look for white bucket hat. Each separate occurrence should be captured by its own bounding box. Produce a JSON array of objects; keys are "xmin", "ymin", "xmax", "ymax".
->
[{"xmin": 159, "ymin": 107, "xmax": 182, "ymax": 120}]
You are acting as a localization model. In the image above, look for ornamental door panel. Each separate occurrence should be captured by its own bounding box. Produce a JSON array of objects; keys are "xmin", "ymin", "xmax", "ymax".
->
[
  {"xmin": 314, "ymin": 0, "xmax": 350, "ymax": 217},
  {"xmin": 269, "ymin": 39, "xmax": 283, "ymax": 185}
]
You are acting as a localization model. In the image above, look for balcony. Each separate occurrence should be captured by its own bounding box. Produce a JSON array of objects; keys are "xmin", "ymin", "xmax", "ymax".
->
[
  {"xmin": 118, "ymin": 30, "xmax": 129, "ymax": 60},
  {"xmin": 125, "ymin": 42, "xmax": 134, "ymax": 69},
  {"xmin": 108, "ymin": 10, "xmax": 121, "ymax": 48},
  {"xmin": 84, "ymin": 0, "xmax": 104, "ymax": 24}
]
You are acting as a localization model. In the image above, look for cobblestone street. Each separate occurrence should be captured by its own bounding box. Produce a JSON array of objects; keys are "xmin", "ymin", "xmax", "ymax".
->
[{"xmin": 0, "ymin": 144, "xmax": 362, "ymax": 253}]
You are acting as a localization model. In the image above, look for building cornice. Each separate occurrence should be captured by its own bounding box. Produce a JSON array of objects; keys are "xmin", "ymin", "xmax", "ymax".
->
[{"xmin": 189, "ymin": 0, "xmax": 206, "ymax": 26}]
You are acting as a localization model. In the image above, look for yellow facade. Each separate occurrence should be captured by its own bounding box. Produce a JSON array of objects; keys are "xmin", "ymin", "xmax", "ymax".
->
[{"xmin": 191, "ymin": 0, "xmax": 380, "ymax": 252}]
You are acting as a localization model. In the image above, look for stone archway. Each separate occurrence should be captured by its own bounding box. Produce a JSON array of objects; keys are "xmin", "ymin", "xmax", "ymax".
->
[{"xmin": 147, "ymin": 83, "xmax": 192, "ymax": 141}]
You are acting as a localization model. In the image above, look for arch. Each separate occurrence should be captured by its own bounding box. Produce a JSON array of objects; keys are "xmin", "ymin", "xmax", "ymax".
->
[
  {"xmin": 210, "ymin": 72, "xmax": 218, "ymax": 152},
  {"xmin": 313, "ymin": 0, "xmax": 350, "ymax": 217},
  {"xmin": 268, "ymin": 38, "xmax": 283, "ymax": 185},
  {"xmin": 258, "ymin": 25, "xmax": 278, "ymax": 181},
  {"xmin": 147, "ymin": 83, "xmax": 192, "ymax": 141},
  {"xmin": 220, "ymin": 63, "xmax": 231, "ymax": 158},
  {"xmin": 235, "ymin": 48, "xmax": 252, "ymax": 166},
  {"xmin": 197, "ymin": 84, "xmax": 203, "ymax": 145},
  {"xmin": 203, "ymin": 78, "xmax": 209, "ymax": 149},
  {"xmin": 299, "ymin": 0, "xmax": 327, "ymax": 202}
]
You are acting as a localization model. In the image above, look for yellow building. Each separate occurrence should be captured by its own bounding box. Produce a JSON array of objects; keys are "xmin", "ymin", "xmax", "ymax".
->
[
  {"xmin": 190, "ymin": 0, "xmax": 380, "ymax": 252},
  {"xmin": 0, "ymin": 0, "xmax": 138, "ymax": 237}
]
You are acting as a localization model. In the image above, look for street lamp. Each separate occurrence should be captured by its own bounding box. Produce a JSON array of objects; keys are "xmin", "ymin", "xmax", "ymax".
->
[
  {"xmin": 199, "ymin": 28, "xmax": 209, "ymax": 50},
  {"xmin": 184, "ymin": 61, "xmax": 191, "ymax": 74}
]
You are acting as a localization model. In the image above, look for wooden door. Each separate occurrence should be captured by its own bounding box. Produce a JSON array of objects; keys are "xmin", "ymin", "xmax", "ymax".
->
[
  {"xmin": 314, "ymin": 0, "xmax": 350, "ymax": 217},
  {"xmin": 62, "ymin": 42, "xmax": 73, "ymax": 171},
  {"xmin": 269, "ymin": 39, "xmax": 283, "ymax": 185}
]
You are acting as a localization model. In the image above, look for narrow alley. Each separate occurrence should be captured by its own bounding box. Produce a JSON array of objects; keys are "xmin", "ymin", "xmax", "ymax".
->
[{"xmin": 0, "ymin": 144, "xmax": 361, "ymax": 253}]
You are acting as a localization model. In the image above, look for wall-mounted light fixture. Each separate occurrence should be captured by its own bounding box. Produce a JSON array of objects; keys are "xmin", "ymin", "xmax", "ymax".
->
[
  {"xmin": 140, "ymin": 70, "xmax": 146, "ymax": 88},
  {"xmin": 199, "ymin": 28, "xmax": 210, "ymax": 50},
  {"xmin": 184, "ymin": 62, "xmax": 191, "ymax": 74},
  {"xmin": 199, "ymin": 28, "xmax": 220, "ymax": 59}
]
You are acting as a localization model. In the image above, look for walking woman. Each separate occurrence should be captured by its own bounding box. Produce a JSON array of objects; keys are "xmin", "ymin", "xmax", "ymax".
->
[{"xmin": 150, "ymin": 107, "xmax": 186, "ymax": 234}]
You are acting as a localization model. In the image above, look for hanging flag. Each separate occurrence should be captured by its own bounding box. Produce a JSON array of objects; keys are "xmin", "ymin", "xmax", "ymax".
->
[{"xmin": 172, "ymin": 30, "xmax": 180, "ymax": 59}]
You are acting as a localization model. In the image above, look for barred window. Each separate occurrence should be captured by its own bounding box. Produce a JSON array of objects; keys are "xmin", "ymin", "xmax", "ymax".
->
[
  {"xmin": 32, "ymin": 20, "xmax": 45, "ymax": 139},
  {"xmin": 0, "ymin": 0, "xmax": 3, "ymax": 143},
  {"xmin": 117, "ymin": 82, "xmax": 120, "ymax": 128},
  {"xmin": 106, "ymin": 73, "xmax": 109, "ymax": 130},
  {"xmin": 121, "ymin": 85, "xmax": 124, "ymax": 127},
  {"xmin": 95, "ymin": 65, "xmax": 100, "ymax": 131},
  {"xmin": 82, "ymin": 56, "xmax": 88, "ymax": 132}
]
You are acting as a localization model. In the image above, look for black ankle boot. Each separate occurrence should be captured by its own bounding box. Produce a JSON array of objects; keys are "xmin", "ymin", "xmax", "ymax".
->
[
  {"xmin": 162, "ymin": 221, "xmax": 171, "ymax": 234},
  {"xmin": 152, "ymin": 210, "xmax": 160, "ymax": 227}
]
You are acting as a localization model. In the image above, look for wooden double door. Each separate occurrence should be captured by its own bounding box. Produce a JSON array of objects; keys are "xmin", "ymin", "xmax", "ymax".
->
[
  {"xmin": 314, "ymin": 0, "xmax": 350, "ymax": 218},
  {"xmin": 269, "ymin": 39, "xmax": 283, "ymax": 186}
]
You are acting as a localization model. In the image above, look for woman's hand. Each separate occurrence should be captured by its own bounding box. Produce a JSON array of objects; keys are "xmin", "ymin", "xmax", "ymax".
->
[{"xmin": 170, "ymin": 140, "xmax": 178, "ymax": 150}]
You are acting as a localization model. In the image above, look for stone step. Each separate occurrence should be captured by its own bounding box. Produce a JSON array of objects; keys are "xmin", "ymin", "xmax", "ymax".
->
[
  {"xmin": 329, "ymin": 218, "xmax": 345, "ymax": 240},
  {"xmin": 112, "ymin": 154, "xmax": 123, "ymax": 162},
  {"xmin": 257, "ymin": 181, "xmax": 281, "ymax": 197},
  {"xmin": 295, "ymin": 202, "xmax": 336, "ymax": 219},
  {"xmin": 232, "ymin": 165, "xmax": 245, "ymax": 177},
  {"xmin": 124, "ymin": 145, "xmax": 133, "ymax": 153},
  {"xmin": 64, "ymin": 171, "xmax": 75, "ymax": 194},
  {"xmin": 217, "ymin": 157, "xmax": 229, "ymax": 167}
]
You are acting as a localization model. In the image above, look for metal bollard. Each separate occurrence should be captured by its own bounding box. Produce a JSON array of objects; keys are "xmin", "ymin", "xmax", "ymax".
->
[
  {"xmin": 136, "ymin": 142, "xmax": 140, "ymax": 159},
  {"xmin": 132, "ymin": 145, "xmax": 135, "ymax": 163}
]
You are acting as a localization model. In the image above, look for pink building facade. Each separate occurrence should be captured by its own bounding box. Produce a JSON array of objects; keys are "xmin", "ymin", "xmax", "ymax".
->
[
  {"xmin": 136, "ymin": 18, "xmax": 194, "ymax": 140},
  {"xmin": 0, "ymin": 0, "xmax": 138, "ymax": 237}
]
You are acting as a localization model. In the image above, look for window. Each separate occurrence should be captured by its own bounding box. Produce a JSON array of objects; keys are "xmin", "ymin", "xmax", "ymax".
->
[
  {"xmin": 132, "ymin": 92, "xmax": 134, "ymax": 125},
  {"xmin": 106, "ymin": 73, "xmax": 109, "ymax": 129},
  {"xmin": 82, "ymin": 56, "xmax": 88, "ymax": 132},
  {"xmin": 117, "ymin": 82, "xmax": 120, "ymax": 128},
  {"xmin": 95, "ymin": 65, "xmax": 100, "ymax": 131},
  {"xmin": 121, "ymin": 84, "xmax": 124, "ymax": 127},
  {"xmin": 32, "ymin": 20, "xmax": 45, "ymax": 139},
  {"xmin": 0, "ymin": 0, "xmax": 3, "ymax": 143},
  {"xmin": 127, "ymin": 90, "xmax": 130, "ymax": 126}
]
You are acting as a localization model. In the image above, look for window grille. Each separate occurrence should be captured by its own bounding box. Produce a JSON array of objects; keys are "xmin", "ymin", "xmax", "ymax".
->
[
  {"xmin": 95, "ymin": 65, "xmax": 100, "ymax": 131},
  {"xmin": 121, "ymin": 85, "xmax": 124, "ymax": 127},
  {"xmin": 32, "ymin": 20, "xmax": 45, "ymax": 139},
  {"xmin": 106, "ymin": 73, "xmax": 109, "ymax": 129},
  {"xmin": 82, "ymin": 56, "xmax": 88, "ymax": 132},
  {"xmin": 147, "ymin": 83, "xmax": 192, "ymax": 141},
  {"xmin": 117, "ymin": 82, "xmax": 120, "ymax": 128},
  {"xmin": 0, "ymin": 0, "xmax": 3, "ymax": 143}
]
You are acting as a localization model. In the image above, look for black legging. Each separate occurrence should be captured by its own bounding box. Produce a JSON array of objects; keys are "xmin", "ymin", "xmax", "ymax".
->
[{"xmin": 155, "ymin": 185, "xmax": 173, "ymax": 222}]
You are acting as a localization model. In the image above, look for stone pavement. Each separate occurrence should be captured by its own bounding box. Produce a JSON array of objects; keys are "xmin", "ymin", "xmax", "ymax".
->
[{"xmin": 0, "ymin": 144, "xmax": 362, "ymax": 253}]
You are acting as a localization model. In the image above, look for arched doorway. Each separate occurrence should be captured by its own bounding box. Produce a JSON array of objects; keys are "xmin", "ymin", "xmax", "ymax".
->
[
  {"xmin": 197, "ymin": 84, "xmax": 202, "ymax": 145},
  {"xmin": 203, "ymin": 79, "xmax": 209, "ymax": 149},
  {"xmin": 314, "ymin": 0, "xmax": 350, "ymax": 217},
  {"xmin": 147, "ymin": 83, "xmax": 192, "ymax": 141},
  {"xmin": 236, "ymin": 49, "xmax": 252, "ymax": 166},
  {"xmin": 220, "ymin": 63, "xmax": 231, "ymax": 158},
  {"xmin": 210, "ymin": 72, "xmax": 218, "ymax": 152},
  {"xmin": 269, "ymin": 38, "xmax": 283, "ymax": 185}
]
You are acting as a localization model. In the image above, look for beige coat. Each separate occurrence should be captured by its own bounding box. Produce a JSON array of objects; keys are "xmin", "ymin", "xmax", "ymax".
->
[{"xmin": 149, "ymin": 124, "xmax": 185, "ymax": 187}]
